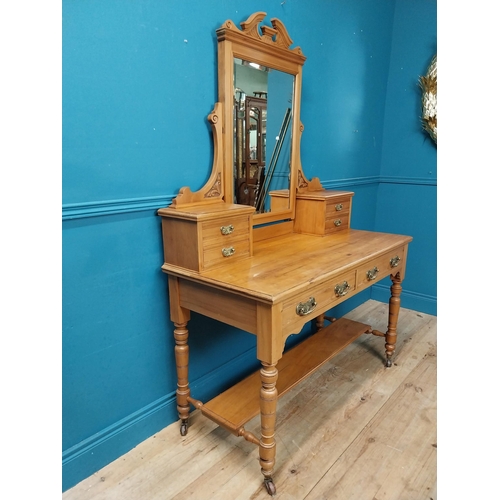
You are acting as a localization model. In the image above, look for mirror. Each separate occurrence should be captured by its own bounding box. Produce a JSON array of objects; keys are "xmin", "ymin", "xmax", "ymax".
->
[
  {"xmin": 233, "ymin": 58, "xmax": 295, "ymax": 213},
  {"xmin": 217, "ymin": 12, "xmax": 307, "ymax": 225},
  {"xmin": 169, "ymin": 13, "xmax": 320, "ymax": 225}
]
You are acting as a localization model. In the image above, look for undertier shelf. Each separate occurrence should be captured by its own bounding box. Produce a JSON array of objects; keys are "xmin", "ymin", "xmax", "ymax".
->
[{"xmin": 198, "ymin": 317, "xmax": 371, "ymax": 433}]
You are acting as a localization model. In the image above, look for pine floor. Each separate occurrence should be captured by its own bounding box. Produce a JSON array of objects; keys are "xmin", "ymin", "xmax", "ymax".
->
[{"xmin": 63, "ymin": 300, "xmax": 437, "ymax": 500}]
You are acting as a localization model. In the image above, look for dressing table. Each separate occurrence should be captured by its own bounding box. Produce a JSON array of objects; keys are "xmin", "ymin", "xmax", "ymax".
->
[{"xmin": 158, "ymin": 12, "xmax": 412, "ymax": 496}]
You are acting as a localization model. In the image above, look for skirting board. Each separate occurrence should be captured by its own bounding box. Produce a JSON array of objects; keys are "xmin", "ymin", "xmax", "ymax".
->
[
  {"xmin": 370, "ymin": 283, "xmax": 436, "ymax": 316},
  {"xmin": 62, "ymin": 393, "xmax": 178, "ymax": 492},
  {"xmin": 62, "ymin": 346, "xmax": 261, "ymax": 492}
]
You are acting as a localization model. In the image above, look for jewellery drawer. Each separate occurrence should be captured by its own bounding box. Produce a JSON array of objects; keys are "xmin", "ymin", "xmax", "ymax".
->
[
  {"xmin": 325, "ymin": 196, "xmax": 352, "ymax": 218},
  {"xmin": 159, "ymin": 203, "xmax": 254, "ymax": 272},
  {"xmin": 324, "ymin": 213, "xmax": 350, "ymax": 232},
  {"xmin": 293, "ymin": 190, "xmax": 354, "ymax": 236},
  {"xmin": 202, "ymin": 236, "xmax": 251, "ymax": 270},
  {"xmin": 201, "ymin": 215, "xmax": 251, "ymax": 244},
  {"xmin": 281, "ymin": 270, "xmax": 357, "ymax": 333},
  {"xmin": 356, "ymin": 246, "xmax": 407, "ymax": 289}
]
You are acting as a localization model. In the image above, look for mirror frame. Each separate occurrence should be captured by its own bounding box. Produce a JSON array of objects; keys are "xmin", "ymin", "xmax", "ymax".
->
[
  {"xmin": 169, "ymin": 12, "xmax": 322, "ymax": 223},
  {"xmin": 217, "ymin": 12, "xmax": 306, "ymax": 225}
]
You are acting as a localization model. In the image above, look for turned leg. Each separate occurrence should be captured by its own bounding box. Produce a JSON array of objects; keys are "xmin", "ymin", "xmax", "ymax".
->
[
  {"xmin": 174, "ymin": 321, "xmax": 191, "ymax": 435},
  {"xmin": 385, "ymin": 272, "xmax": 402, "ymax": 367},
  {"xmin": 315, "ymin": 313, "xmax": 325, "ymax": 331},
  {"xmin": 259, "ymin": 362, "xmax": 278, "ymax": 496}
]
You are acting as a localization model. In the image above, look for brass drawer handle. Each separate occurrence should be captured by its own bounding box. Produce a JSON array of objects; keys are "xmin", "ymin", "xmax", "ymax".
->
[
  {"xmin": 220, "ymin": 224, "xmax": 234, "ymax": 235},
  {"xmin": 335, "ymin": 203, "xmax": 343, "ymax": 211},
  {"xmin": 334, "ymin": 219, "xmax": 342, "ymax": 227},
  {"xmin": 334, "ymin": 281, "xmax": 351, "ymax": 297},
  {"xmin": 296, "ymin": 297, "xmax": 317, "ymax": 316},
  {"xmin": 390, "ymin": 255, "xmax": 401, "ymax": 268},
  {"xmin": 221, "ymin": 247, "xmax": 235, "ymax": 257},
  {"xmin": 366, "ymin": 266, "xmax": 379, "ymax": 281}
]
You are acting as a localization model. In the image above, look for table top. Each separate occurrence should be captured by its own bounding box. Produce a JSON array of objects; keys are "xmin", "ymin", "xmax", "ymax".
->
[{"xmin": 162, "ymin": 229, "xmax": 412, "ymax": 304}]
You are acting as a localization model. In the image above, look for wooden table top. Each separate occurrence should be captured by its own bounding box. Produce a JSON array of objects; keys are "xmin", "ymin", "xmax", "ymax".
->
[{"xmin": 162, "ymin": 229, "xmax": 412, "ymax": 304}]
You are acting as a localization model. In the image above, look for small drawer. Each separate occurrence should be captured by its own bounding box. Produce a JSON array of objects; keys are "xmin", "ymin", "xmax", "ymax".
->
[
  {"xmin": 294, "ymin": 190, "xmax": 354, "ymax": 236},
  {"xmin": 282, "ymin": 271, "xmax": 356, "ymax": 334},
  {"xmin": 202, "ymin": 215, "xmax": 251, "ymax": 244},
  {"xmin": 356, "ymin": 246, "xmax": 406, "ymax": 289},
  {"xmin": 325, "ymin": 214, "xmax": 350, "ymax": 233},
  {"xmin": 202, "ymin": 239, "xmax": 251, "ymax": 270},
  {"xmin": 159, "ymin": 203, "xmax": 254, "ymax": 272},
  {"xmin": 325, "ymin": 197, "xmax": 351, "ymax": 217},
  {"xmin": 201, "ymin": 213, "xmax": 252, "ymax": 270}
]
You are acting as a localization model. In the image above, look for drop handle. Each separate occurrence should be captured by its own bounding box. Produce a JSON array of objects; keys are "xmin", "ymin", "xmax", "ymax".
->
[
  {"xmin": 220, "ymin": 224, "xmax": 234, "ymax": 235},
  {"xmin": 366, "ymin": 266, "xmax": 379, "ymax": 281},
  {"xmin": 390, "ymin": 256, "xmax": 401, "ymax": 268},
  {"xmin": 296, "ymin": 297, "xmax": 317, "ymax": 316},
  {"xmin": 334, "ymin": 281, "xmax": 351, "ymax": 297},
  {"xmin": 221, "ymin": 247, "xmax": 235, "ymax": 257}
]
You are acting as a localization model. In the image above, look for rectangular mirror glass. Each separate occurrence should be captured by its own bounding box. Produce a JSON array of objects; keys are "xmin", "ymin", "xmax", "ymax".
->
[{"xmin": 233, "ymin": 58, "xmax": 295, "ymax": 214}]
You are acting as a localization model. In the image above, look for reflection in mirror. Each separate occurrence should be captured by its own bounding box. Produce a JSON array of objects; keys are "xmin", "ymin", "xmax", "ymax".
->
[{"xmin": 233, "ymin": 58, "xmax": 294, "ymax": 213}]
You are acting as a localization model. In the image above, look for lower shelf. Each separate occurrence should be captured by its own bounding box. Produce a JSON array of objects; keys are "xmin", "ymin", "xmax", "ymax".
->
[{"xmin": 198, "ymin": 317, "xmax": 371, "ymax": 433}]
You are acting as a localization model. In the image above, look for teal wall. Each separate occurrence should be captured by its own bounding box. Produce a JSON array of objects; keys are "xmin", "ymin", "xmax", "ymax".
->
[
  {"xmin": 62, "ymin": 0, "xmax": 436, "ymax": 491},
  {"xmin": 373, "ymin": 0, "xmax": 437, "ymax": 312}
]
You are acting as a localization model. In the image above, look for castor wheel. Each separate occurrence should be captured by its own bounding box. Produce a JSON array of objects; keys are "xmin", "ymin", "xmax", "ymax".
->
[
  {"xmin": 264, "ymin": 478, "xmax": 276, "ymax": 496},
  {"xmin": 385, "ymin": 358, "xmax": 393, "ymax": 368},
  {"xmin": 180, "ymin": 421, "xmax": 188, "ymax": 436}
]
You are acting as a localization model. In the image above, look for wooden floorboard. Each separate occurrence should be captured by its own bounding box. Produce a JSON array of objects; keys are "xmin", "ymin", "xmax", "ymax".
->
[{"xmin": 63, "ymin": 300, "xmax": 437, "ymax": 500}]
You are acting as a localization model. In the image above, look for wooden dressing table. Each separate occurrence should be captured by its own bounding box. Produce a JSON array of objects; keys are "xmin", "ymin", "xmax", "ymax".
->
[{"xmin": 159, "ymin": 13, "xmax": 412, "ymax": 496}]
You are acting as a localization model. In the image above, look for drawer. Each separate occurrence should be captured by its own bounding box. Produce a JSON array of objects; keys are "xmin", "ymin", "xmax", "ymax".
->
[
  {"xmin": 201, "ymin": 214, "xmax": 252, "ymax": 270},
  {"xmin": 202, "ymin": 238, "xmax": 251, "ymax": 270},
  {"xmin": 325, "ymin": 197, "xmax": 351, "ymax": 217},
  {"xmin": 324, "ymin": 213, "xmax": 350, "ymax": 233},
  {"xmin": 294, "ymin": 190, "xmax": 354, "ymax": 236},
  {"xmin": 201, "ymin": 215, "xmax": 251, "ymax": 244},
  {"xmin": 159, "ymin": 202, "xmax": 254, "ymax": 272},
  {"xmin": 356, "ymin": 246, "xmax": 406, "ymax": 289},
  {"xmin": 282, "ymin": 271, "xmax": 357, "ymax": 333}
]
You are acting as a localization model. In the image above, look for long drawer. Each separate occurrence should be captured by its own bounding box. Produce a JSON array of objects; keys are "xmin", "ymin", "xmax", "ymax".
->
[
  {"xmin": 356, "ymin": 245, "xmax": 407, "ymax": 290},
  {"xmin": 281, "ymin": 245, "xmax": 407, "ymax": 335},
  {"xmin": 281, "ymin": 270, "xmax": 357, "ymax": 334}
]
